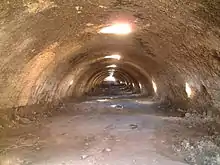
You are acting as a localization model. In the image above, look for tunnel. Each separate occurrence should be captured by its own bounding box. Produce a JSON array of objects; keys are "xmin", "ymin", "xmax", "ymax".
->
[{"xmin": 0, "ymin": 0, "xmax": 220, "ymax": 164}]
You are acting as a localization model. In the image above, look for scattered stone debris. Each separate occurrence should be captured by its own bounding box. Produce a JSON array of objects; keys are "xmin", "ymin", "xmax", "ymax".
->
[
  {"xmin": 130, "ymin": 124, "xmax": 138, "ymax": 129},
  {"xmin": 86, "ymin": 23, "xmax": 94, "ymax": 26},
  {"xmin": 24, "ymin": 0, "xmax": 57, "ymax": 14},
  {"xmin": 105, "ymin": 148, "xmax": 112, "ymax": 152},
  {"xmin": 35, "ymin": 147, "xmax": 40, "ymax": 151},
  {"xmin": 75, "ymin": 6, "xmax": 82, "ymax": 11},
  {"xmin": 99, "ymin": 5, "xmax": 107, "ymax": 9},
  {"xmin": 75, "ymin": 6, "xmax": 83, "ymax": 13},
  {"xmin": 185, "ymin": 113, "xmax": 191, "ymax": 118},
  {"xmin": 18, "ymin": 117, "xmax": 32, "ymax": 125},
  {"xmin": 110, "ymin": 104, "xmax": 124, "ymax": 110},
  {"xmin": 80, "ymin": 154, "xmax": 89, "ymax": 160},
  {"xmin": 102, "ymin": 148, "xmax": 112, "ymax": 153},
  {"xmin": 177, "ymin": 108, "xmax": 185, "ymax": 113},
  {"xmin": 173, "ymin": 138, "xmax": 220, "ymax": 165},
  {"xmin": 115, "ymin": 104, "xmax": 124, "ymax": 110}
]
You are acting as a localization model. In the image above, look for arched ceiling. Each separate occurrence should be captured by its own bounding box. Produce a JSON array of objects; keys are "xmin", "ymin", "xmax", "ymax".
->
[{"xmin": 0, "ymin": 0, "xmax": 219, "ymax": 112}]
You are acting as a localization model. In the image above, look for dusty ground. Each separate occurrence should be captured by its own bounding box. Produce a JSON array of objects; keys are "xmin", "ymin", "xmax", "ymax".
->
[{"xmin": 0, "ymin": 99, "xmax": 220, "ymax": 165}]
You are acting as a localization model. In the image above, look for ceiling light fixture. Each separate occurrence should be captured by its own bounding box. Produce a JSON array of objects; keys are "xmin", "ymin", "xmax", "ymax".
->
[
  {"xmin": 99, "ymin": 23, "xmax": 132, "ymax": 35},
  {"xmin": 104, "ymin": 54, "xmax": 121, "ymax": 60},
  {"xmin": 106, "ymin": 64, "xmax": 117, "ymax": 68},
  {"xmin": 104, "ymin": 75, "xmax": 116, "ymax": 82}
]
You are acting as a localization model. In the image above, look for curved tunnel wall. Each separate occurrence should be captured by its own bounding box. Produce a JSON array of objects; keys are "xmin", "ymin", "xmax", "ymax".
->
[{"xmin": 0, "ymin": 0, "xmax": 219, "ymax": 114}]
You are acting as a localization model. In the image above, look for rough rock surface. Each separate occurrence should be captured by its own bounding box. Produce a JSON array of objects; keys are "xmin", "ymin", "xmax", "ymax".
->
[{"xmin": 0, "ymin": 0, "xmax": 219, "ymax": 112}]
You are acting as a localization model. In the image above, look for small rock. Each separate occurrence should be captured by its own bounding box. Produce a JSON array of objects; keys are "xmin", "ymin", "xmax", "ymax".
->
[
  {"xmin": 105, "ymin": 148, "xmax": 112, "ymax": 152},
  {"xmin": 185, "ymin": 113, "xmax": 191, "ymax": 118},
  {"xmin": 115, "ymin": 104, "xmax": 123, "ymax": 110},
  {"xmin": 130, "ymin": 124, "xmax": 138, "ymax": 129},
  {"xmin": 75, "ymin": 6, "xmax": 80, "ymax": 10},
  {"xmin": 19, "ymin": 117, "xmax": 31, "ymax": 124},
  {"xmin": 81, "ymin": 155, "xmax": 89, "ymax": 160},
  {"xmin": 146, "ymin": 23, "xmax": 151, "ymax": 27},
  {"xmin": 99, "ymin": 5, "xmax": 107, "ymax": 8},
  {"xmin": 61, "ymin": 133, "xmax": 68, "ymax": 136},
  {"xmin": 177, "ymin": 108, "xmax": 184, "ymax": 112},
  {"xmin": 153, "ymin": 159, "xmax": 158, "ymax": 163},
  {"xmin": 36, "ymin": 147, "xmax": 40, "ymax": 150},
  {"xmin": 86, "ymin": 23, "xmax": 94, "ymax": 26},
  {"xmin": 75, "ymin": 6, "xmax": 83, "ymax": 11}
]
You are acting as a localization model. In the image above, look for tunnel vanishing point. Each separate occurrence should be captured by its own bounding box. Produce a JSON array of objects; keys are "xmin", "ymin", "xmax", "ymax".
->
[{"xmin": 0, "ymin": 0, "xmax": 220, "ymax": 165}]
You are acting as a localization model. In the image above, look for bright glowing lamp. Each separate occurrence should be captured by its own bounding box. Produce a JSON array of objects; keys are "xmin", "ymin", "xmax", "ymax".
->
[
  {"xmin": 106, "ymin": 64, "xmax": 117, "ymax": 68},
  {"xmin": 104, "ymin": 75, "xmax": 116, "ymax": 82},
  {"xmin": 104, "ymin": 54, "xmax": 121, "ymax": 60},
  {"xmin": 99, "ymin": 23, "xmax": 132, "ymax": 35}
]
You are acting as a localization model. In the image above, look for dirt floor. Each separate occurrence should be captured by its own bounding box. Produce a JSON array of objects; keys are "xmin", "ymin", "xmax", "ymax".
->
[{"xmin": 0, "ymin": 98, "xmax": 220, "ymax": 165}]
